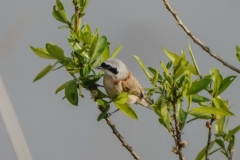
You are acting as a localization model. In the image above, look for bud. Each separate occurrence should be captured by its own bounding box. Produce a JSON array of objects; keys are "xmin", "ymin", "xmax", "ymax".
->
[
  {"xmin": 206, "ymin": 121, "xmax": 212, "ymax": 128},
  {"xmin": 180, "ymin": 141, "xmax": 188, "ymax": 148}
]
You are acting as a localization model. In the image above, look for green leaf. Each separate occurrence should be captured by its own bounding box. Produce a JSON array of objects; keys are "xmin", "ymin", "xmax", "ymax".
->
[
  {"xmin": 209, "ymin": 148, "xmax": 221, "ymax": 156},
  {"xmin": 67, "ymin": 37, "xmax": 89, "ymax": 58},
  {"xmin": 56, "ymin": 0, "xmax": 64, "ymax": 10},
  {"xmin": 189, "ymin": 111, "xmax": 213, "ymax": 119},
  {"xmin": 33, "ymin": 61, "xmax": 58, "ymax": 82},
  {"xmin": 174, "ymin": 61, "xmax": 189, "ymax": 79},
  {"xmin": 52, "ymin": 6, "xmax": 65, "ymax": 23},
  {"xmin": 176, "ymin": 74, "xmax": 186, "ymax": 88},
  {"xmin": 159, "ymin": 100, "xmax": 171, "ymax": 130},
  {"xmin": 91, "ymin": 27, "xmax": 100, "ymax": 44},
  {"xmin": 56, "ymin": 0, "xmax": 68, "ymax": 21},
  {"xmin": 96, "ymin": 89, "xmax": 108, "ymax": 99},
  {"xmin": 216, "ymin": 116, "xmax": 226, "ymax": 135},
  {"xmin": 166, "ymin": 61, "xmax": 172, "ymax": 69},
  {"xmin": 133, "ymin": 55, "xmax": 152, "ymax": 79},
  {"xmin": 182, "ymin": 73, "xmax": 190, "ymax": 96},
  {"xmin": 114, "ymin": 102, "xmax": 138, "ymax": 120},
  {"xmin": 187, "ymin": 63, "xmax": 198, "ymax": 75},
  {"xmin": 83, "ymin": 64, "xmax": 91, "ymax": 77},
  {"xmin": 65, "ymin": 80, "xmax": 78, "ymax": 106},
  {"xmin": 212, "ymin": 68, "xmax": 222, "ymax": 97},
  {"xmin": 82, "ymin": 24, "xmax": 92, "ymax": 45},
  {"xmin": 101, "ymin": 45, "xmax": 110, "ymax": 62},
  {"xmin": 30, "ymin": 46, "xmax": 55, "ymax": 59},
  {"xmin": 192, "ymin": 94, "xmax": 211, "ymax": 103},
  {"xmin": 191, "ymin": 107, "xmax": 234, "ymax": 116},
  {"xmin": 91, "ymin": 59, "xmax": 101, "ymax": 69},
  {"xmin": 224, "ymin": 125, "xmax": 240, "ymax": 140},
  {"xmin": 217, "ymin": 76, "xmax": 236, "ymax": 95},
  {"xmin": 58, "ymin": 26, "xmax": 69, "ymax": 29},
  {"xmin": 187, "ymin": 95, "xmax": 192, "ymax": 112},
  {"xmin": 177, "ymin": 106, "xmax": 187, "ymax": 123},
  {"xmin": 90, "ymin": 36, "xmax": 107, "ymax": 61},
  {"xmin": 46, "ymin": 42, "xmax": 65, "ymax": 59},
  {"xmin": 212, "ymin": 98, "xmax": 229, "ymax": 110},
  {"xmin": 114, "ymin": 92, "xmax": 128, "ymax": 104},
  {"xmin": 55, "ymin": 80, "xmax": 71, "ymax": 94},
  {"xmin": 148, "ymin": 67, "xmax": 162, "ymax": 81},
  {"xmin": 97, "ymin": 105, "xmax": 110, "ymax": 121},
  {"xmin": 186, "ymin": 78, "xmax": 212, "ymax": 95},
  {"xmin": 160, "ymin": 61, "xmax": 170, "ymax": 75},
  {"xmin": 195, "ymin": 141, "xmax": 215, "ymax": 160},
  {"xmin": 33, "ymin": 65, "xmax": 54, "ymax": 82},
  {"xmin": 52, "ymin": 5, "xmax": 68, "ymax": 23},
  {"xmin": 215, "ymin": 139, "xmax": 225, "ymax": 150},
  {"xmin": 81, "ymin": 0, "xmax": 90, "ymax": 13},
  {"xmin": 188, "ymin": 42, "xmax": 200, "ymax": 75},
  {"xmin": 151, "ymin": 69, "xmax": 159, "ymax": 85},
  {"xmin": 236, "ymin": 45, "xmax": 240, "ymax": 61},
  {"xmin": 96, "ymin": 99, "xmax": 110, "ymax": 121},
  {"xmin": 82, "ymin": 76, "xmax": 101, "ymax": 87},
  {"xmin": 111, "ymin": 44, "xmax": 124, "ymax": 58},
  {"xmin": 162, "ymin": 47, "xmax": 181, "ymax": 67}
]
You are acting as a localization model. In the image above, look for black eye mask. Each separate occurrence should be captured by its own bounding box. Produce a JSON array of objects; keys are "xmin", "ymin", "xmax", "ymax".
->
[{"xmin": 101, "ymin": 62, "xmax": 119, "ymax": 75}]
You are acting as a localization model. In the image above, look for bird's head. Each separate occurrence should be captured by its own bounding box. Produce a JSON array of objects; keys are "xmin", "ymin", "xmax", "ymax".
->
[{"xmin": 97, "ymin": 58, "xmax": 129, "ymax": 80}]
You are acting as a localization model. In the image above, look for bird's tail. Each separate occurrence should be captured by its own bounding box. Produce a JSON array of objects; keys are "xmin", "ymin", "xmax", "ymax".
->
[{"xmin": 137, "ymin": 98, "xmax": 154, "ymax": 111}]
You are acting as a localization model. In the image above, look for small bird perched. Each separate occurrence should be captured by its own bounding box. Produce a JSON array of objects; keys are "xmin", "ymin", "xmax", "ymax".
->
[{"xmin": 97, "ymin": 58, "xmax": 153, "ymax": 110}]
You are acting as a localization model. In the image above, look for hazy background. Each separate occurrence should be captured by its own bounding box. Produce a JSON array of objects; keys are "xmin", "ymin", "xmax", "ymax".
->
[{"xmin": 1, "ymin": 0, "xmax": 240, "ymax": 159}]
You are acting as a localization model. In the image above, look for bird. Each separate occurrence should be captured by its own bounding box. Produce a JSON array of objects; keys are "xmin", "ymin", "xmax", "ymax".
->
[{"xmin": 97, "ymin": 58, "xmax": 154, "ymax": 110}]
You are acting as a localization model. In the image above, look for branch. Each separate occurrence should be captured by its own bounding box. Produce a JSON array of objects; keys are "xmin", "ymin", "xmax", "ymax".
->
[
  {"xmin": 162, "ymin": 0, "xmax": 240, "ymax": 74},
  {"xmin": 73, "ymin": 0, "xmax": 79, "ymax": 32},
  {"xmin": 97, "ymin": 106, "xmax": 142, "ymax": 160},
  {"xmin": 172, "ymin": 103, "xmax": 185, "ymax": 160},
  {"xmin": 171, "ymin": 86, "xmax": 185, "ymax": 160},
  {"xmin": 205, "ymin": 119, "xmax": 214, "ymax": 160}
]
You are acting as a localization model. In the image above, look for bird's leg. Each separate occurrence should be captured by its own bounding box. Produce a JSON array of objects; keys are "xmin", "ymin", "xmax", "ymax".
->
[{"xmin": 105, "ymin": 109, "xmax": 120, "ymax": 117}]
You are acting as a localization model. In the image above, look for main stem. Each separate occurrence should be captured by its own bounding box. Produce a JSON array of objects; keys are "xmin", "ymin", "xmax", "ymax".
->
[
  {"xmin": 73, "ymin": 0, "xmax": 79, "ymax": 32},
  {"xmin": 172, "ymin": 86, "xmax": 184, "ymax": 160}
]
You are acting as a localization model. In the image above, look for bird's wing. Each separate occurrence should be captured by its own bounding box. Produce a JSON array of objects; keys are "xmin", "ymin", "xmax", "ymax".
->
[{"xmin": 121, "ymin": 73, "xmax": 144, "ymax": 98}]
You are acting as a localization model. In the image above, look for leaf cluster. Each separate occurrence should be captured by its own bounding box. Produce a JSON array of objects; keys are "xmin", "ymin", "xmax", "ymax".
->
[
  {"xmin": 134, "ymin": 44, "xmax": 238, "ymax": 159},
  {"xmin": 31, "ymin": 0, "xmax": 124, "ymax": 116}
]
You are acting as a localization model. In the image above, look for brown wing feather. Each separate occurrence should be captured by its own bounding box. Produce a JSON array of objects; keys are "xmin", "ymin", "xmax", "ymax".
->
[{"xmin": 121, "ymin": 73, "xmax": 144, "ymax": 98}]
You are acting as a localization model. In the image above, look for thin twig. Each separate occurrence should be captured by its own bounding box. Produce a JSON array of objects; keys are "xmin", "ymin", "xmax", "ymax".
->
[
  {"xmin": 162, "ymin": 0, "xmax": 240, "ymax": 74},
  {"xmin": 205, "ymin": 119, "xmax": 214, "ymax": 160},
  {"xmin": 97, "ymin": 106, "xmax": 142, "ymax": 160}
]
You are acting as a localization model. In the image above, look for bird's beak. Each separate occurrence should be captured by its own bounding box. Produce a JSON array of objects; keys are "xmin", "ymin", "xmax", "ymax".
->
[{"xmin": 96, "ymin": 66, "xmax": 102, "ymax": 69}]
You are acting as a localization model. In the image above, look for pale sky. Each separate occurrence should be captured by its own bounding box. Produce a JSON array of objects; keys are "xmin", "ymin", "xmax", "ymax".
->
[{"xmin": 1, "ymin": 0, "xmax": 240, "ymax": 160}]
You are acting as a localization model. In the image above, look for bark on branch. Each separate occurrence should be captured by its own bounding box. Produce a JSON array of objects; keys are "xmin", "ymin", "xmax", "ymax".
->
[{"xmin": 162, "ymin": 0, "xmax": 240, "ymax": 74}]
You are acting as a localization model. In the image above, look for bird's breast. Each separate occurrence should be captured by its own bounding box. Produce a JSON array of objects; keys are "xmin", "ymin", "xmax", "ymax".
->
[{"xmin": 103, "ymin": 75, "xmax": 123, "ymax": 99}]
